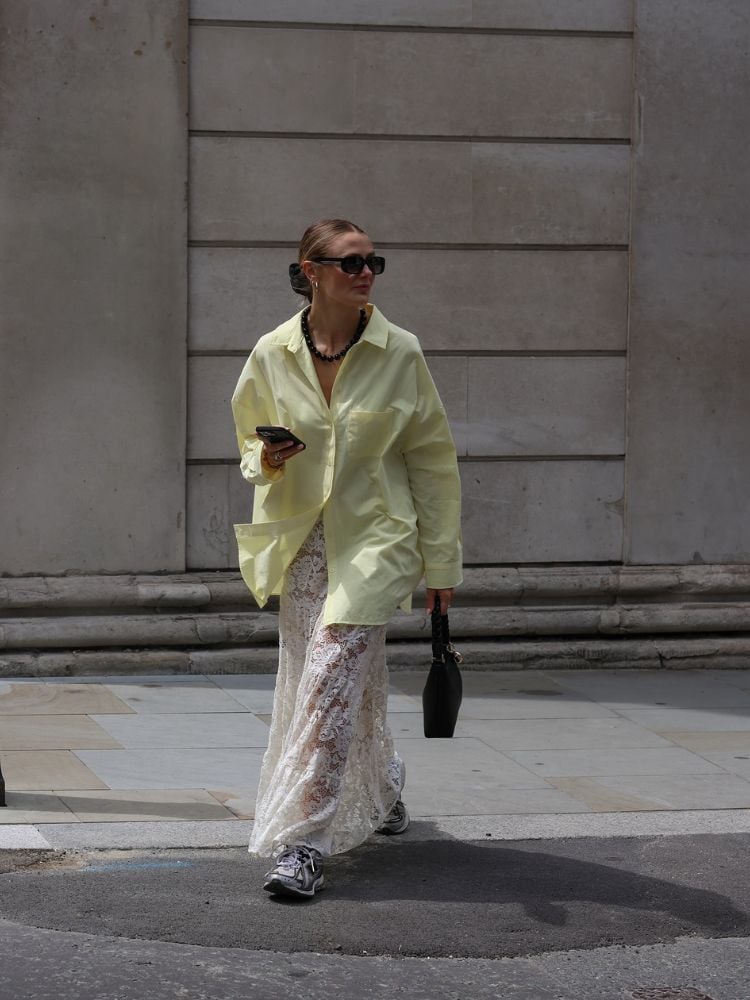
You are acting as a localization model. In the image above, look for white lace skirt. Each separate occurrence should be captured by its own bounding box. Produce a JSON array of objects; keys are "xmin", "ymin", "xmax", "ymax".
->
[{"xmin": 248, "ymin": 518, "xmax": 404, "ymax": 858}]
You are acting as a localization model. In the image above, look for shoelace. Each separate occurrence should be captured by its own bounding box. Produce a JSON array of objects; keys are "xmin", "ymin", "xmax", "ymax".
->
[{"xmin": 275, "ymin": 845, "xmax": 319, "ymax": 873}]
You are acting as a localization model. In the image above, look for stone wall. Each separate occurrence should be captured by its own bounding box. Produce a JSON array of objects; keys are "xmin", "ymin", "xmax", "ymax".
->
[
  {"xmin": 625, "ymin": 1, "xmax": 750, "ymax": 564},
  {"xmin": 2, "ymin": 1, "xmax": 750, "ymax": 673},
  {"xmin": 185, "ymin": 2, "xmax": 633, "ymax": 569},
  {"xmin": 0, "ymin": 1, "xmax": 188, "ymax": 574}
]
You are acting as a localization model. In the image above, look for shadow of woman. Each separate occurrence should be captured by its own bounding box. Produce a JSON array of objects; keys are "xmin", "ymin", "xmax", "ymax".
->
[{"xmin": 320, "ymin": 823, "xmax": 750, "ymax": 957}]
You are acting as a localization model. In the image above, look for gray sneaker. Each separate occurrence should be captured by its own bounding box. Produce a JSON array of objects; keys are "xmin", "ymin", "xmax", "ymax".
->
[
  {"xmin": 263, "ymin": 845, "xmax": 324, "ymax": 898},
  {"xmin": 376, "ymin": 798, "xmax": 410, "ymax": 835}
]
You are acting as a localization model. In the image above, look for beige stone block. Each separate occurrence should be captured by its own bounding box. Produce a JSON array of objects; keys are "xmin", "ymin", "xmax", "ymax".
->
[
  {"xmin": 191, "ymin": 26, "xmax": 355, "ymax": 133},
  {"xmin": 624, "ymin": 2, "xmax": 750, "ymax": 565},
  {"xmin": 188, "ymin": 356, "xmax": 240, "ymax": 459},
  {"xmin": 192, "ymin": 137, "xmax": 628, "ymax": 244},
  {"xmin": 191, "ymin": 0, "xmax": 632, "ymax": 31},
  {"xmin": 556, "ymin": 773, "xmax": 750, "ymax": 811},
  {"xmin": 460, "ymin": 460, "xmax": 624, "ymax": 562},
  {"xmin": 1, "ymin": 751, "xmax": 108, "ymax": 791},
  {"xmin": 472, "ymin": 1, "xmax": 633, "ymax": 31},
  {"xmin": 189, "ymin": 248, "xmax": 628, "ymax": 353},
  {"xmin": 665, "ymin": 732, "xmax": 750, "ymax": 753},
  {"xmin": 190, "ymin": 136, "xmax": 473, "ymax": 243},
  {"xmin": 191, "ymin": 0, "xmax": 472, "ymax": 25},
  {"xmin": 188, "ymin": 247, "xmax": 299, "ymax": 351},
  {"xmin": 0, "ymin": 792, "xmax": 75, "ymax": 824},
  {"xmin": 187, "ymin": 465, "xmax": 232, "ymax": 569},
  {"xmin": 186, "ymin": 463, "xmax": 251, "ymax": 569},
  {"xmin": 505, "ymin": 747, "xmax": 722, "ymax": 778},
  {"xmin": 0, "ymin": 716, "xmax": 121, "ymax": 751},
  {"xmin": 192, "ymin": 28, "xmax": 631, "ymax": 139},
  {"xmin": 0, "ymin": 684, "xmax": 133, "ymax": 716},
  {"xmin": 427, "ymin": 356, "xmax": 468, "ymax": 455},
  {"xmin": 1, "ymin": 2, "xmax": 187, "ymax": 575},
  {"xmin": 56, "ymin": 789, "xmax": 236, "ymax": 822},
  {"xmin": 550, "ymin": 777, "xmax": 662, "ymax": 812},
  {"xmin": 376, "ymin": 249, "xmax": 628, "ymax": 351},
  {"xmin": 471, "ymin": 143, "xmax": 629, "ymax": 244},
  {"xmin": 467, "ymin": 357, "xmax": 625, "ymax": 455},
  {"xmin": 354, "ymin": 34, "xmax": 630, "ymax": 138}
]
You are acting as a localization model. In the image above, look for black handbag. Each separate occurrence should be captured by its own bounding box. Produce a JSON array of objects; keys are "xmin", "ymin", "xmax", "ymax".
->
[{"xmin": 422, "ymin": 594, "xmax": 463, "ymax": 738}]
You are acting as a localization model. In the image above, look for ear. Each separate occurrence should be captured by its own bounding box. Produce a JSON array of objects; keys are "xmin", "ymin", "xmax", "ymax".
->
[{"xmin": 301, "ymin": 260, "xmax": 318, "ymax": 284}]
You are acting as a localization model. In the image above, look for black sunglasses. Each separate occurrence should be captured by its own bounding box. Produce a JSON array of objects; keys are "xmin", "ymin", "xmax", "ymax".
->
[{"xmin": 311, "ymin": 254, "xmax": 386, "ymax": 275}]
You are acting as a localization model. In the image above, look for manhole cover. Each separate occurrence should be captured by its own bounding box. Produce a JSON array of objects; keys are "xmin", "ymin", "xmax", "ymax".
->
[{"xmin": 631, "ymin": 989, "xmax": 716, "ymax": 1000}]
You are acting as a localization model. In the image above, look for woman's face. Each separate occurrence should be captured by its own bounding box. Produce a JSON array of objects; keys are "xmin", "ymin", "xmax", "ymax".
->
[{"xmin": 304, "ymin": 230, "xmax": 377, "ymax": 309}]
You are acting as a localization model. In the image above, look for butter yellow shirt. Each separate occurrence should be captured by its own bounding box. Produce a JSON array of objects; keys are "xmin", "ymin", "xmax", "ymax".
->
[{"xmin": 231, "ymin": 303, "xmax": 463, "ymax": 626}]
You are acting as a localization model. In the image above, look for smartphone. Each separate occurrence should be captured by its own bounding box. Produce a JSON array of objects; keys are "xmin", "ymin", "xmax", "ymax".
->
[{"xmin": 255, "ymin": 425, "xmax": 306, "ymax": 450}]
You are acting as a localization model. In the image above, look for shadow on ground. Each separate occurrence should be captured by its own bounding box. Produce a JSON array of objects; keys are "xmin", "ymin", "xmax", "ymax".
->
[{"xmin": 1, "ymin": 829, "xmax": 748, "ymax": 959}]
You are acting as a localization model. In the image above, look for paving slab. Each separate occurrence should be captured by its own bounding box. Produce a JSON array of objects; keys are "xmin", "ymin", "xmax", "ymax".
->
[
  {"xmin": 1, "ymin": 751, "xmax": 108, "ymax": 791},
  {"xmin": 207, "ymin": 788, "xmax": 257, "ymax": 819},
  {"xmin": 89, "ymin": 712, "xmax": 271, "ymax": 749},
  {"xmin": 455, "ymin": 717, "xmax": 672, "ymax": 750},
  {"xmin": 99, "ymin": 679, "xmax": 247, "ymax": 714},
  {"xmin": 209, "ymin": 673, "xmax": 278, "ymax": 713},
  {"xmin": 698, "ymin": 751, "xmax": 750, "ymax": 780},
  {"xmin": 663, "ymin": 730, "xmax": 750, "ymax": 752},
  {"xmin": 392, "ymin": 669, "xmax": 570, "ymax": 697},
  {"xmin": 72, "ymin": 747, "xmax": 265, "ymax": 790},
  {"xmin": 504, "ymin": 747, "xmax": 724, "ymax": 778},
  {"xmin": 394, "ymin": 737, "xmax": 552, "ymax": 815},
  {"xmin": 0, "ymin": 793, "xmax": 75, "ymax": 824},
  {"xmin": 699, "ymin": 669, "xmax": 750, "ymax": 691},
  {"xmin": 551, "ymin": 773, "xmax": 750, "ymax": 811},
  {"xmin": 0, "ymin": 683, "xmax": 133, "ymax": 715},
  {"xmin": 620, "ymin": 706, "xmax": 750, "ymax": 731},
  {"xmin": 547, "ymin": 667, "xmax": 750, "ymax": 709},
  {"xmin": 55, "ymin": 789, "xmax": 236, "ymax": 823},
  {"xmin": 2, "ymin": 669, "xmax": 750, "ymax": 851},
  {"xmin": 0, "ymin": 715, "xmax": 121, "ymax": 751}
]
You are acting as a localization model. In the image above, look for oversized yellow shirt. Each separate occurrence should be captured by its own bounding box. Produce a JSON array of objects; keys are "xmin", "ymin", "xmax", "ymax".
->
[{"xmin": 231, "ymin": 304, "xmax": 463, "ymax": 626}]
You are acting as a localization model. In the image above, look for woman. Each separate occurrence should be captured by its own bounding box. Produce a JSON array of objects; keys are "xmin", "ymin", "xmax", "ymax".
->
[{"xmin": 231, "ymin": 218, "xmax": 462, "ymax": 899}]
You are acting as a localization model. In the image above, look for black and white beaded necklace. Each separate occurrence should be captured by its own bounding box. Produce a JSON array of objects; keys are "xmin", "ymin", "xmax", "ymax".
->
[{"xmin": 301, "ymin": 306, "xmax": 367, "ymax": 363}]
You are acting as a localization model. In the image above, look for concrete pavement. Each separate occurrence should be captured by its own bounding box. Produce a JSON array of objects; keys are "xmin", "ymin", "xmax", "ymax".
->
[{"xmin": 4, "ymin": 667, "xmax": 750, "ymax": 850}]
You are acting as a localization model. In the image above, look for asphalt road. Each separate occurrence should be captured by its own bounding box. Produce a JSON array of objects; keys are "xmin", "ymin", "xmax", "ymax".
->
[{"xmin": 1, "ymin": 834, "xmax": 749, "ymax": 999}]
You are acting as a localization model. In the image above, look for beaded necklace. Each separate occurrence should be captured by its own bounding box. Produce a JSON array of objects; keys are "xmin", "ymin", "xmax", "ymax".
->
[{"xmin": 301, "ymin": 306, "xmax": 367, "ymax": 363}]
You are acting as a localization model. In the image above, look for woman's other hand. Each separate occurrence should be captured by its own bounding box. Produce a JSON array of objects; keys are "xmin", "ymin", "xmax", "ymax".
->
[{"xmin": 425, "ymin": 587, "xmax": 454, "ymax": 616}]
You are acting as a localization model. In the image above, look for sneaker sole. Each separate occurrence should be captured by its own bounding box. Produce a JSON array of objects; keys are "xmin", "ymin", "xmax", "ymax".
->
[
  {"xmin": 263, "ymin": 874, "xmax": 325, "ymax": 899},
  {"xmin": 375, "ymin": 821, "xmax": 410, "ymax": 835}
]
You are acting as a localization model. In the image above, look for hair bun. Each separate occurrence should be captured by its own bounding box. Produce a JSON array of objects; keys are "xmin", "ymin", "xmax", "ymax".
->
[{"xmin": 289, "ymin": 262, "xmax": 311, "ymax": 297}]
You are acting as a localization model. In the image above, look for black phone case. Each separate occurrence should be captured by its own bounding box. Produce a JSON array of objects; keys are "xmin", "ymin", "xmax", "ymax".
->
[{"xmin": 255, "ymin": 426, "xmax": 306, "ymax": 448}]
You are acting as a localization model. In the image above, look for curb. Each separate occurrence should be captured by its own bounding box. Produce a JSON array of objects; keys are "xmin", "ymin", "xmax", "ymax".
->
[{"xmin": 4, "ymin": 810, "xmax": 750, "ymax": 851}]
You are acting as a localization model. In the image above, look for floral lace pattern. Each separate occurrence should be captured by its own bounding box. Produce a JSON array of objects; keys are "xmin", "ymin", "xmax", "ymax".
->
[{"xmin": 249, "ymin": 519, "xmax": 404, "ymax": 858}]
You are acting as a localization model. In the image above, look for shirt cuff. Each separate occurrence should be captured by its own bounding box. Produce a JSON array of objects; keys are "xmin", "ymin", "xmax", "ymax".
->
[
  {"xmin": 240, "ymin": 444, "xmax": 285, "ymax": 485},
  {"xmin": 424, "ymin": 562, "xmax": 463, "ymax": 590}
]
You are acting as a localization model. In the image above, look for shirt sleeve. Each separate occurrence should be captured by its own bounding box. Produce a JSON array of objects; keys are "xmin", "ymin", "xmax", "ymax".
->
[
  {"xmin": 231, "ymin": 348, "xmax": 286, "ymax": 486},
  {"xmin": 400, "ymin": 349, "xmax": 463, "ymax": 590}
]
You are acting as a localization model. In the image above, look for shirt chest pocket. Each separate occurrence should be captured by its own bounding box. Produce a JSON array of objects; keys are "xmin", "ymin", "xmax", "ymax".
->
[{"xmin": 346, "ymin": 409, "xmax": 395, "ymax": 459}]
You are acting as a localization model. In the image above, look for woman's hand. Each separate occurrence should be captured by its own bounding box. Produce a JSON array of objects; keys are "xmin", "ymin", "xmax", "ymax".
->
[
  {"xmin": 258, "ymin": 432, "xmax": 305, "ymax": 470},
  {"xmin": 425, "ymin": 587, "xmax": 454, "ymax": 616}
]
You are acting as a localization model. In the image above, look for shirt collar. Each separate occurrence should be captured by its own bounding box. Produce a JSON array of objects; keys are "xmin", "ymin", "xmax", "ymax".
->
[{"xmin": 282, "ymin": 303, "xmax": 389, "ymax": 354}]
